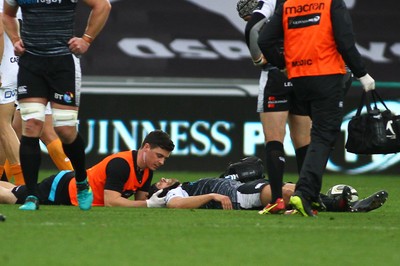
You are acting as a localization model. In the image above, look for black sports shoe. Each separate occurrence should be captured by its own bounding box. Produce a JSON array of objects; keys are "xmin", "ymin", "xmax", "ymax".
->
[
  {"xmin": 351, "ymin": 190, "xmax": 388, "ymax": 212},
  {"xmin": 311, "ymin": 196, "xmax": 327, "ymax": 212},
  {"xmin": 289, "ymin": 191, "xmax": 316, "ymax": 217},
  {"xmin": 337, "ymin": 186, "xmax": 352, "ymax": 211}
]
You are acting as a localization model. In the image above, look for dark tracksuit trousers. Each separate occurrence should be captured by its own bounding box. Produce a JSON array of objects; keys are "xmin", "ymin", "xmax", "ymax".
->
[{"xmin": 291, "ymin": 74, "xmax": 345, "ymax": 201}]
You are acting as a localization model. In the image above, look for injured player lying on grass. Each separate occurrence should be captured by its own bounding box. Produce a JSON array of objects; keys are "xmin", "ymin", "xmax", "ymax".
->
[{"xmin": 148, "ymin": 177, "xmax": 388, "ymax": 214}]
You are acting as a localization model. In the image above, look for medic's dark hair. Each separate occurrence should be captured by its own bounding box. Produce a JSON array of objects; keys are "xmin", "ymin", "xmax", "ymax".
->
[{"xmin": 141, "ymin": 130, "xmax": 175, "ymax": 152}]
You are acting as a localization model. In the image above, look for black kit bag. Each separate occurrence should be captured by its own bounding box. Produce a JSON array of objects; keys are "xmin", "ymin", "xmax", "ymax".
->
[
  {"xmin": 219, "ymin": 156, "xmax": 265, "ymax": 182},
  {"xmin": 345, "ymin": 90, "xmax": 400, "ymax": 154}
]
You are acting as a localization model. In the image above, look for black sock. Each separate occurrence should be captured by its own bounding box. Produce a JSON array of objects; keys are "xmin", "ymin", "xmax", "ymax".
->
[
  {"xmin": 265, "ymin": 141, "xmax": 285, "ymax": 202},
  {"xmin": 62, "ymin": 133, "xmax": 87, "ymax": 183},
  {"xmin": 295, "ymin": 145, "xmax": 309, "ymax": 174},
  {"xmin": 20, "ymin": 136, "xmax": 41, "ymax": 196}
]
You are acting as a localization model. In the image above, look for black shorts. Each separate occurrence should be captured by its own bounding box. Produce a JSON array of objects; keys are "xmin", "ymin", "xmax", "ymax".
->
[
  {"xmin": 257, "ymin": 68, "xmax": 308, "ymax": 115},
  {"xmin": 12, "ymin": 171, "xmax": 74, "ymax": 205},
  {"xmin": 237, "ymin": 179, "xmax": 270, "ymax": 193},
  {"xmin": 17, "ymin": 52, "xmax": 81, "ymax": 106},
  {"xmin": 236, "ymin": 179, "xmax": 270, "ymax": 210}
]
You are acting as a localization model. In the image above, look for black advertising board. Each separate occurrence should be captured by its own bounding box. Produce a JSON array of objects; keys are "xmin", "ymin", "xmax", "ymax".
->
[
  {"xmin": 39, "ymin": 78, "xmax": 400, "ymax": 175},
  {"xmin": 75, "ymin": 0, "xmax": 400, "ymax": 82}
]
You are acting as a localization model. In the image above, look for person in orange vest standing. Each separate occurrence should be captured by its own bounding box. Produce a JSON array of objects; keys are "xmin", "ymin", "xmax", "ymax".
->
[{"xmin": 258, "ymin": 0, "xmax": 375, "ymax": 216}]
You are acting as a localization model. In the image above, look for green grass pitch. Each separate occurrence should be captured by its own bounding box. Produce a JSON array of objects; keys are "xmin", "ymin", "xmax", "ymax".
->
[{"xmin": 1, "ymin": 171, "xmax": 399, "ymax": 266}]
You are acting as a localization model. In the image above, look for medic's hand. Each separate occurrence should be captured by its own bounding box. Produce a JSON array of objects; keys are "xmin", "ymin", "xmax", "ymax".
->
[
  {"xmin": 358, "ymin": 74, "xmax": 375, "ymax": 92},
  {"xmin": 146, "ymin": 190, "xmax": 166, "ymax": 208}
]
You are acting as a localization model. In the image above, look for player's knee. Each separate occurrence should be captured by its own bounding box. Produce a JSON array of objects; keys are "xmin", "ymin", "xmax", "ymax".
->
[
  {"xmin": 52, "ymin": 108, "xmax": 78, "ymax": 127},
  {"xmin": 19, "ymin": 102, "xmax": 46, "ymax": 122}
]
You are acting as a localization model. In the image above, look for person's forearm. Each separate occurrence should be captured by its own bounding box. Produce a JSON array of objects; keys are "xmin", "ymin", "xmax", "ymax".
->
[
  {"xmin": 167, "ymin": 194, "xmax": 217, "ymax": 209},
  {"xmin": 245, "ymin": 13, "xmax": 268, "ymax": 63},
  {"xmin": 104, "ymin": 197, "xmax": 148, "ymax": 207},
  {"xmin": 82, "ymin": 0, "xmax": 111, "ymax": 41},
  {"xmin": 104, "ymin": 190, "xmax": 148, "ymax": 207},
  {"xmin": 2, "ymin": 13, "xmax": 19, "ymax": 45},
  {"xmin": 258, "ymin": 7, "xmax": 286, "ymax": 69}
]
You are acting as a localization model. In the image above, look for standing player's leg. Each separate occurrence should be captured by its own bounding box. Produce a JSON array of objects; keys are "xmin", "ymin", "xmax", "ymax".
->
[
  {"xmin": 50, "ymin": 54, "xmax": 92, "ymax": 211},
  {"xmin": 40, "ymin": 103, "xmax": 73, "ymax": 171},
  {"xmin": 288, "ymin": 114, "xmax": 311, "ymax": 173},
  {"xmin": 257, "ymin": 69, "xmax": 290, "ymax": 214},
  {"xmin": 260, "ymin": 111, "xmax": 288, "ymax": 207},
  {"xmin": 0, "ymin": 101, "xmax": 25, "ymax": 185},
  {"xmin": 13, "ymin": 103, "xmax": 73, "ymax": 172},
  {"xmin": 287, "ymin": 77, "xmax": 311, "ymax": 174},
  {"xmin": 18, "ymin": 99, "xmax": 47, "ymax": 210},
  {"xmin": 17, "ymin": 48, "xmax": 51, "ymax": 211},
  {"xmin": 0, "ymin": 16, "xmax": 24, "ymax": 185},
  {"xmin": 0, "ymin": 142, "xmax": 6, "ymax": 180}
]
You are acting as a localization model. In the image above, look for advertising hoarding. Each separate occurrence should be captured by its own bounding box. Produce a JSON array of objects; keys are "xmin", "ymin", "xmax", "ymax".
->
[{"xmin": 40, "ymin": 78, "xmax": 400, "ymax": 174}]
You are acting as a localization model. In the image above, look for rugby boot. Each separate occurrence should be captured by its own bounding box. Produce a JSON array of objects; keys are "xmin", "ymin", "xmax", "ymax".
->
[
  {"xmin": 311, "ymin": 195, "xmax": 327, "ymax": 212},
  {"xmin": 351, "ymin": 190, "xmax": 388, "ymax": 212},
  {"xmin": 76, "ymin": 179, "xmax": 93, "ymax": 211},
  {"xmin": 19, "ymin": 195, "xmax": 39, "ymax": 211},
  {"xmin": 289, "ymin": 191, "xmax": 316, "ymax": 217},
  {"xmin": 259, "ymin": 198, "xmax": 285, "ymax": 214}
]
